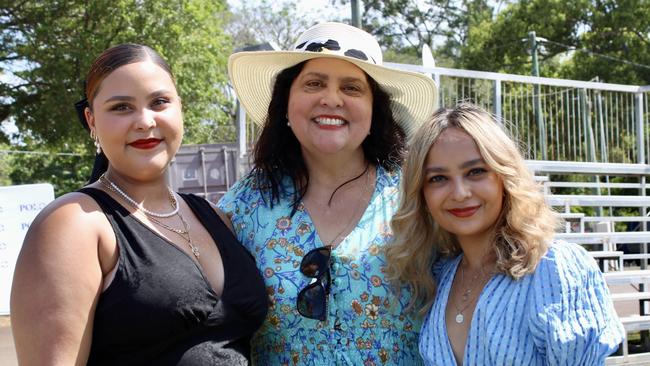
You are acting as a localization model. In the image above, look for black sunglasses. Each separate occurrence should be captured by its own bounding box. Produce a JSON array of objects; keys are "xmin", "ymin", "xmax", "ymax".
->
[{"xmin": 297, "ymin": 246, "xmax": 331, "ymax": 321}]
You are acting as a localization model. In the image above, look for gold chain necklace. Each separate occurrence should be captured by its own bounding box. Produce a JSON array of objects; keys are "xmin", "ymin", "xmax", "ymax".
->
[
  {"xmin": 99, "ymin": 175, "xmax": 200, "ymax": 259},
  {"xmin": 150, "ymin": 212, "xmax": 200, "ymax": 259},
  {"xmin": 147, "ymin": 215, "xmax": 188, "ymax": 235}
]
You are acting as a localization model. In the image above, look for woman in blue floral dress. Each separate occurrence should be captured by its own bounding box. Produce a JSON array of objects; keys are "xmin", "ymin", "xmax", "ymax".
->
[{"xmin": 219, "ymin": 22, "xmax": 438, "ymax": 365}]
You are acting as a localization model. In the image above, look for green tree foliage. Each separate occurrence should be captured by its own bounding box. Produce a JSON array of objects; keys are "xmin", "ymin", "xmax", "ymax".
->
[
  {"xmin": 226, "ymin": 0, "xmax": 313, "ymax": 50},
  {"xmin": 337, "ymin": 0, "xmax": 493, "ymax": 66},
  {"xmin": 341, "ymin": 0, "xmax": 650, "ymax": 83},
  {"xmin": 459, "ymin": 0, "xmax": 590, "ymax": 75},
  {"xmin": 0, "ymin": 148, "xmax": 12, "ymax": 186},
  {"xmin": 0, "ymin": 0, "xmax": 233, "ymax": 194},
  {"xmin": 8, "ymin": 150, "xmax": 93, "ymax": 197},
  {"xmin": 559, "ymin": 0, "xmax": 650, "ymax": 84},
  {"xmin": 459, "ymin": 0, "xmax": 650, "ymax": 83}
]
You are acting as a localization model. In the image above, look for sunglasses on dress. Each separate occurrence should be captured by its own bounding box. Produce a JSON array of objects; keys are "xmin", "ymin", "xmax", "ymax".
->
[{"xmin": 296, "ymin": 246, "xmax": 331, "ymax": 321}]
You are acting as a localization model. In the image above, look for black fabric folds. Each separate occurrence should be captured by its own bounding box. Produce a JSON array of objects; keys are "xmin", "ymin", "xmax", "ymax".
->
[{"xmin": 79, "ymin": 188, "xmax": 267, "ymax": 366}]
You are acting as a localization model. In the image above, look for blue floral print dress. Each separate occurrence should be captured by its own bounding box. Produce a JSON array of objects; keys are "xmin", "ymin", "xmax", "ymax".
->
[{"xmin": 218, "ymin": 165, "xmax": 423, "ymax": 365}]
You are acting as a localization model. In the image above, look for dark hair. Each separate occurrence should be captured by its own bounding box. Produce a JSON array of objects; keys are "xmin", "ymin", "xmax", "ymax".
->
[
  {"xmin": 253, "ymin": 60, "xmax": 406, "ymax": 213},
  {"xmin": 86, "ymin": 44, "xmax": 174, "ymax": 108},
  {"xmin": 78, "ymin": 44, "xmax": 175, "ymax": 183}
]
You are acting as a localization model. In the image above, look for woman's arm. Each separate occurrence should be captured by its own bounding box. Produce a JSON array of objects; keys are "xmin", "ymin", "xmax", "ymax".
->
[
  {"xmin": 528, "ymin": 241, "xmax": 625, "ymax": 365},
  {"xmin": 10, "ymin": 193, "xmax": 107, "ymax": 366}
]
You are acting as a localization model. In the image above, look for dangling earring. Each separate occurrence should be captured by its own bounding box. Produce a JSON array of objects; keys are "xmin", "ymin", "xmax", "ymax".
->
[
  {"xmin": 90, "ymin": 130, "xmax": 101, "ymax": 154},
  {"xmin": 286, "ymin": 113, "xmax": 291, "ymax": 127}
]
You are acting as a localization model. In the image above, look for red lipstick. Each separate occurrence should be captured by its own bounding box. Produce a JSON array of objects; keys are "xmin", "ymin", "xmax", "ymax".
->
[
  {"xmin": 448, "ymin": 206, "xmax": 480, "ymax": 218},
  {"xmin": 129, "ymin": 138, "xmax": 161, "ymax": 149}
]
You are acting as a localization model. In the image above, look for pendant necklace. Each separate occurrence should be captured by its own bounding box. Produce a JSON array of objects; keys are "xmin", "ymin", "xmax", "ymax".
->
[
  {"xmin": 324, "ymin": 164, "xmax": 371, "ymax": 248},
  {"xmin": 147, "ymin": 211, "xmax": 200, "ymax": 259},
  {"xmin": 453, "ymin": 260, "xmax": 488, "ymax": 324},
  {"xmin": 99, "ymin": 173, "xmax": 200, "ymax": 258}
]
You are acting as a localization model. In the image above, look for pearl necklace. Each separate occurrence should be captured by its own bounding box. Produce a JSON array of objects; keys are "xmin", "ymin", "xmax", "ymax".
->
[
  {"xmin": 99, "ymin": 173, "xmax": 178, "ymax": 218},
  {"xmin": 99, "ymin": 173, "xmax": 200, "ymax": 259}
]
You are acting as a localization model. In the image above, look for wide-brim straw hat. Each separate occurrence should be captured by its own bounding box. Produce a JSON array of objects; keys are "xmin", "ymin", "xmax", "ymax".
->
[{"xmin": 228, "ymin": 22, "xmax": 438, "ymax": 138}]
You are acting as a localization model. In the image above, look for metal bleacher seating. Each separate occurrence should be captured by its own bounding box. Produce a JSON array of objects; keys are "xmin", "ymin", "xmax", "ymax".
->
[{"xmin": 527, "ymin": 160, "xmax": 650, "ymax": 364}]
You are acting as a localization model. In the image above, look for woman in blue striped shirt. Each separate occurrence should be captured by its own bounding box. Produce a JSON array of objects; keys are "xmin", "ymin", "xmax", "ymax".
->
[{"xmin": 386, "ymin": 103, "xmax": 625, "ymax": 365}]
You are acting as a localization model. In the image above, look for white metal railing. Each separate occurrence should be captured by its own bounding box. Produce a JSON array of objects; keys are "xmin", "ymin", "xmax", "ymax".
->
[
  {"xmin": 526, "ymin": 160, "xmax": 650, "ymax": 175},
  {"xmin": 387, "ymin": 63, "xmax": 650, "ymax": 164}
]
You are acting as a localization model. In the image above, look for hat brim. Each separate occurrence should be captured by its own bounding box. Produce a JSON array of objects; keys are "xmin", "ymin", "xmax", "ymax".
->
[{"xmin": 228, "ymin": 51, "xmax": 438, "ymax": 138}]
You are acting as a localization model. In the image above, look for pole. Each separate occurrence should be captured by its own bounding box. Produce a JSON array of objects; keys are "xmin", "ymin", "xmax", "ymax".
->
[
  {"xmin": 529, "ymin": 32, "xmax": 539, "ymax": 78},
  {"xmin": 351, "ymin": 0, "xmax": 361, "ymax": 28},
  {"xmin": 529, "ymin": 31, "xmax": 547, "ymax": 160}
]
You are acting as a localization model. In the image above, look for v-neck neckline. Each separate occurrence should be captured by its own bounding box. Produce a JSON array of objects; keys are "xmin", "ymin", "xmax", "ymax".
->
[
  {"xmin": 441, "ymin": 254, "xmax": 496, "ymax": 366},
  {"xmin": 298, "ymin": 164, "xmax": 382, "ymax": 253},
  {"xmin": 86, "ymin": 187, "xmax": 224, "ymax": 300}
]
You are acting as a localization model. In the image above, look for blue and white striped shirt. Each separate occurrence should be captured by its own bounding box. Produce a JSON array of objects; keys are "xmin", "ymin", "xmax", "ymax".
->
[{"xmin": 419, "ymin": 241, "xmax": 625, "ymax": 365}]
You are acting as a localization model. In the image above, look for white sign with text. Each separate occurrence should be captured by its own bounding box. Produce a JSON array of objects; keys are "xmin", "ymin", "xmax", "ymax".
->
[{"xmin": 0, "ymin": 183, "xmax": 55, "ymax": 315}]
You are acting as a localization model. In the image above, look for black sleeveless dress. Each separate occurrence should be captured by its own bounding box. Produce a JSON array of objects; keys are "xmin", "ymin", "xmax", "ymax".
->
[{"xmin": 79, "ymin": 188, "xmax": 268, "ymax": 366}]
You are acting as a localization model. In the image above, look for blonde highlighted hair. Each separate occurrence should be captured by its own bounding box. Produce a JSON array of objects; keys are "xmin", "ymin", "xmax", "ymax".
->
[{"xmin": 385, "ymin": 103, "xmax": 560, "ymax": 315}]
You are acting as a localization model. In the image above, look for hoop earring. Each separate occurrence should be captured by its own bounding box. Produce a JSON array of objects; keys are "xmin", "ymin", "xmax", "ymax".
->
[{"xmin": 90, "ymin": 130, "xmax": 101, "ymax": 154}]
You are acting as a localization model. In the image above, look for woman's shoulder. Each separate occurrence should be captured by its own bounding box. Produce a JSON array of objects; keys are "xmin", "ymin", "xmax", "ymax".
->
[
  {"xmin": 527, "ymin": 241, "xmax": 625, "ymax": 363},
  {"xmin": 372, "ymin": 165, "xmax": 401, "ymax": 211},
  {"xmin": 221, "ymin": 173, "xmax": 257, "ymax": 197},
  {"xmin": 376, "ymin": 164, "xmax": 401, "ymax": 187},
  {"xmin": 530, "ymin": 240, "xmax": 604, "ymax": 302},
  {"xmin": 536, "ymin": 240, "xmax": 599, "ymax": 278},
  {"xmin": 35, "ymin": 190, "xmax": 104, "ymax": 225},
  {"xmin": 20, "ymin": 190, "xmax": 107, "ymax": 259},
  {"xmin": 545, "ymin": 239, "xmax": 591, "ymax": 256},
  {"xmin": 218, "ymin": 173, "xmax": 264, "ymax": 211}
]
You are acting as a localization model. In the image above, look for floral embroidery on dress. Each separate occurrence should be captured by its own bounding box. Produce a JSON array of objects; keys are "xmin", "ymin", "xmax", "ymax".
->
[{"xmin": 218, "ymin": 166, "xmax": 423, "ymax": 365}]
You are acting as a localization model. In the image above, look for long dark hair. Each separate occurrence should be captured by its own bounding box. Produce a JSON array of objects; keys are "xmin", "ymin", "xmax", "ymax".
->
[
  {"xmin": 253, "ymin": 60, "xmax": 406, "ymax": 213},
  {"xmin": 76, "ymin": 44, "xmax": 175, "ymax": 183}
]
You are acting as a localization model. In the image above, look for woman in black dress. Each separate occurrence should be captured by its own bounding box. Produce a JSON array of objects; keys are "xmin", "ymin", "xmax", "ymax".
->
[{"xmin": 11, "ymin": 44, "xmax": 267, "ymax": 366}]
